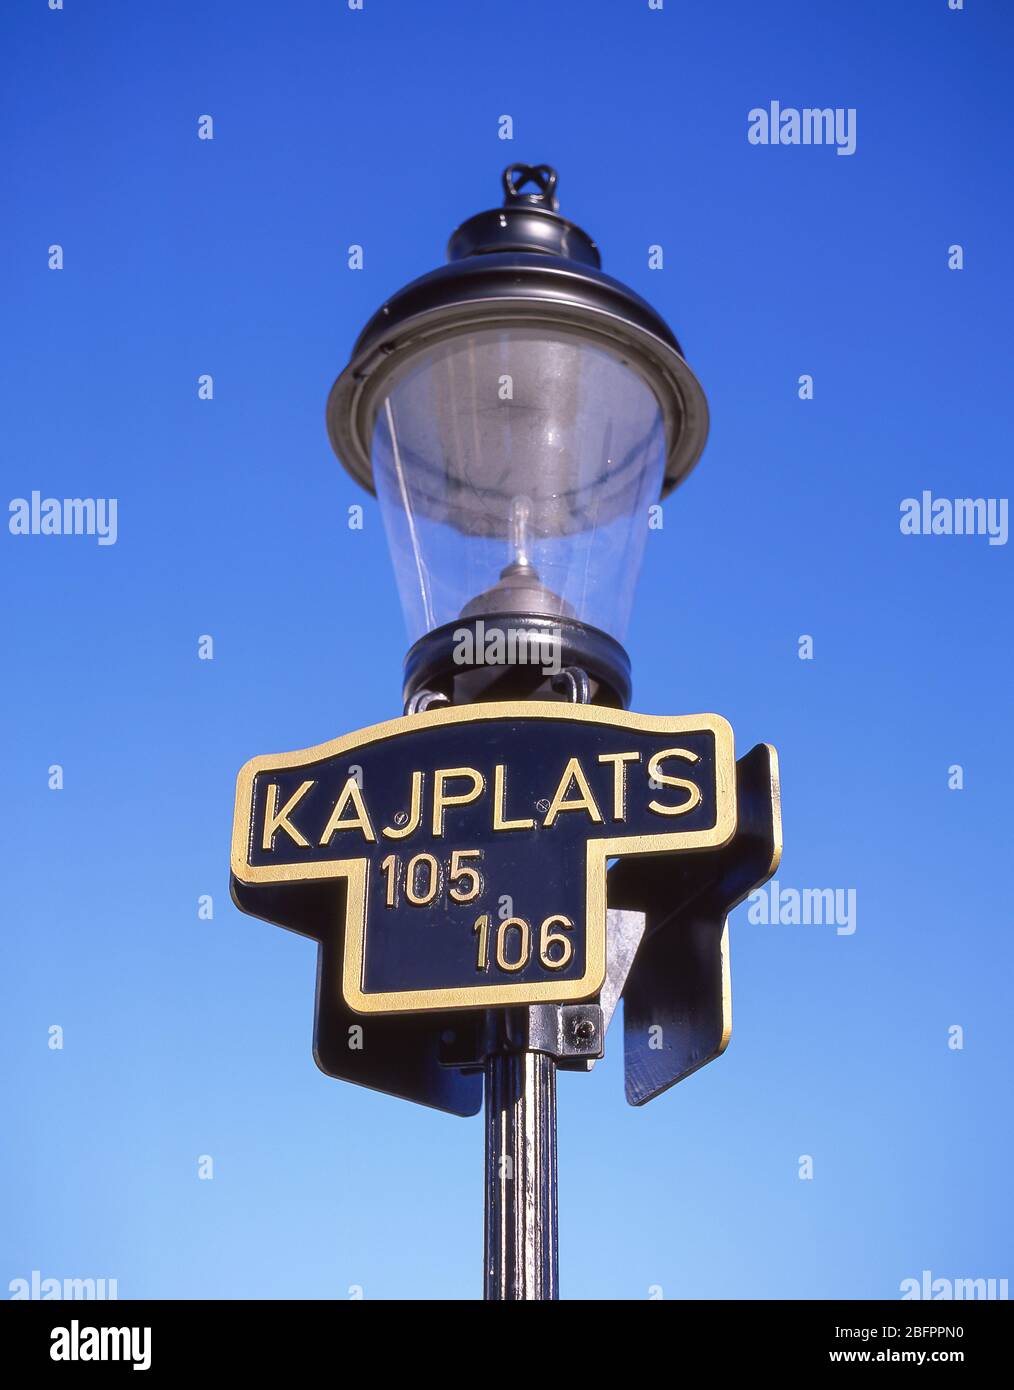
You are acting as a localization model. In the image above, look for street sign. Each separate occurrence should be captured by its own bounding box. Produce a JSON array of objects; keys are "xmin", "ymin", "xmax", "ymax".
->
[{"xmin": 231, "ymin": 703, "xmax": 737, "ymax": 1015}]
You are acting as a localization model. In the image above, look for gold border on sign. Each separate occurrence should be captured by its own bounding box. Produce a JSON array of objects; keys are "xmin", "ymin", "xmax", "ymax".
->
[{"xmin": 230, "ymin": 703, "xmax": 737, "ymax": 1015}]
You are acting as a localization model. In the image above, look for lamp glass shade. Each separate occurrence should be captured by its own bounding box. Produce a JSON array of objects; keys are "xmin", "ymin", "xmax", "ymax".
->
[{"xmin": 371, "ymin": 326, "xmax": 666, "ymax": 643}]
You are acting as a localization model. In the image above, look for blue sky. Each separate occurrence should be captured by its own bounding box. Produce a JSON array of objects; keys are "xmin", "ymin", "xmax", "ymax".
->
[{"xmin": 2, "ymin": 0, "xmax": 1011, "ymax": 1299}]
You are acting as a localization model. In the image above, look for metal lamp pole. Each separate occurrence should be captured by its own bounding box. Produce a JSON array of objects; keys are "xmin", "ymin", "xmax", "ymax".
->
[{"xmin": 484, "ymin": 1046, "xmax": 558, "ymax": 1300}]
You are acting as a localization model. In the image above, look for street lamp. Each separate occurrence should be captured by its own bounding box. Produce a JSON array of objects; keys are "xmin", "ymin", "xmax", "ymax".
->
[
  {"xmin": 233, "ymin": 162, "xmax": 781, "ymax": 1302},
  {"xmin": 323, "ymin": 164, "xmax": 713, "ymax": 1298},
  {"xmin": 326, "ymin": 163, "xmax": 709, "ymax": 709}
]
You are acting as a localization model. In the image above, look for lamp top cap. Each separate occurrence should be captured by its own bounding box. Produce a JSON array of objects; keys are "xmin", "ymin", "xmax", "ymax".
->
[
  {"xmin": 502, "ymin": 162, "xmax": 559, "ymax": 211},
  {"xmin": 446, "ymin": 163, "xmax": 602, "ymax": 268},
  {"xmin": 326, "ymin": 161, "xmax": 710, "ymax": 501}
]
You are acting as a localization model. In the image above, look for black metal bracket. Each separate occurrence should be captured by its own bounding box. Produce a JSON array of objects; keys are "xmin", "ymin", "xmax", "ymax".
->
[{"xmin": 437, "ymin": 1003, "xmax": 604, "ymax": 1070}]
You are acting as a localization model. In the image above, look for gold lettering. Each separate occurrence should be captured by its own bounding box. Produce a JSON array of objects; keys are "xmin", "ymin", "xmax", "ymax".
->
[
  {"xmin": 431, "ymin": 766, "xmax": 485, "ymax": 837},
  {"xmin": 647, "ymin": 748, "xmax": 702, "ymax": 815},
  {"xmin": 492, "ymin": 763, "xmax": 535, "ymax": 831},
  {"xmin": 319, "ymin": 776, "xmax": 376, "ymax": 844},
  {"xmin": 382, "ymin": 771, "xmax": 423, "ymax": 839},
  {"xmin": 380, "ymin": 853, "xmax": 398, "ymax": 906},
  {"xmin": 404, "ymin": 852, "xmax": 440, "ymax": 905},
  {"xmin": 596, "ymin": 751, "xmax": 640, "ymax": 820},
  {"xmin": 261, "ymin": 780, "xmax": 314, "ymax": 850},
  {"xmin": 449, "ymin": 849, "xmax": 483, "ymax": 902},
  {"xmin": 543, "ymin": 757, "xmax": 603, "ymax": 827}
]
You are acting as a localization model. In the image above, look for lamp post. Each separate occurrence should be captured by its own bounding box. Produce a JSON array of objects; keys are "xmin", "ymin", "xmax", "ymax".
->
[
  {"xmin": 231, "ymin": 164, "xmax": 780, "ymax": 1303},
  {"xmin": 325, "ymin": 165, "xmax": 708, "ymax": 1299}
]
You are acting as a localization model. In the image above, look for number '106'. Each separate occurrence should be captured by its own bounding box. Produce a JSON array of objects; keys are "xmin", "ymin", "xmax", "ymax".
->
[{"xmin": 472, "ymin": 913, "xmax": 575, "ymax": 973}]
